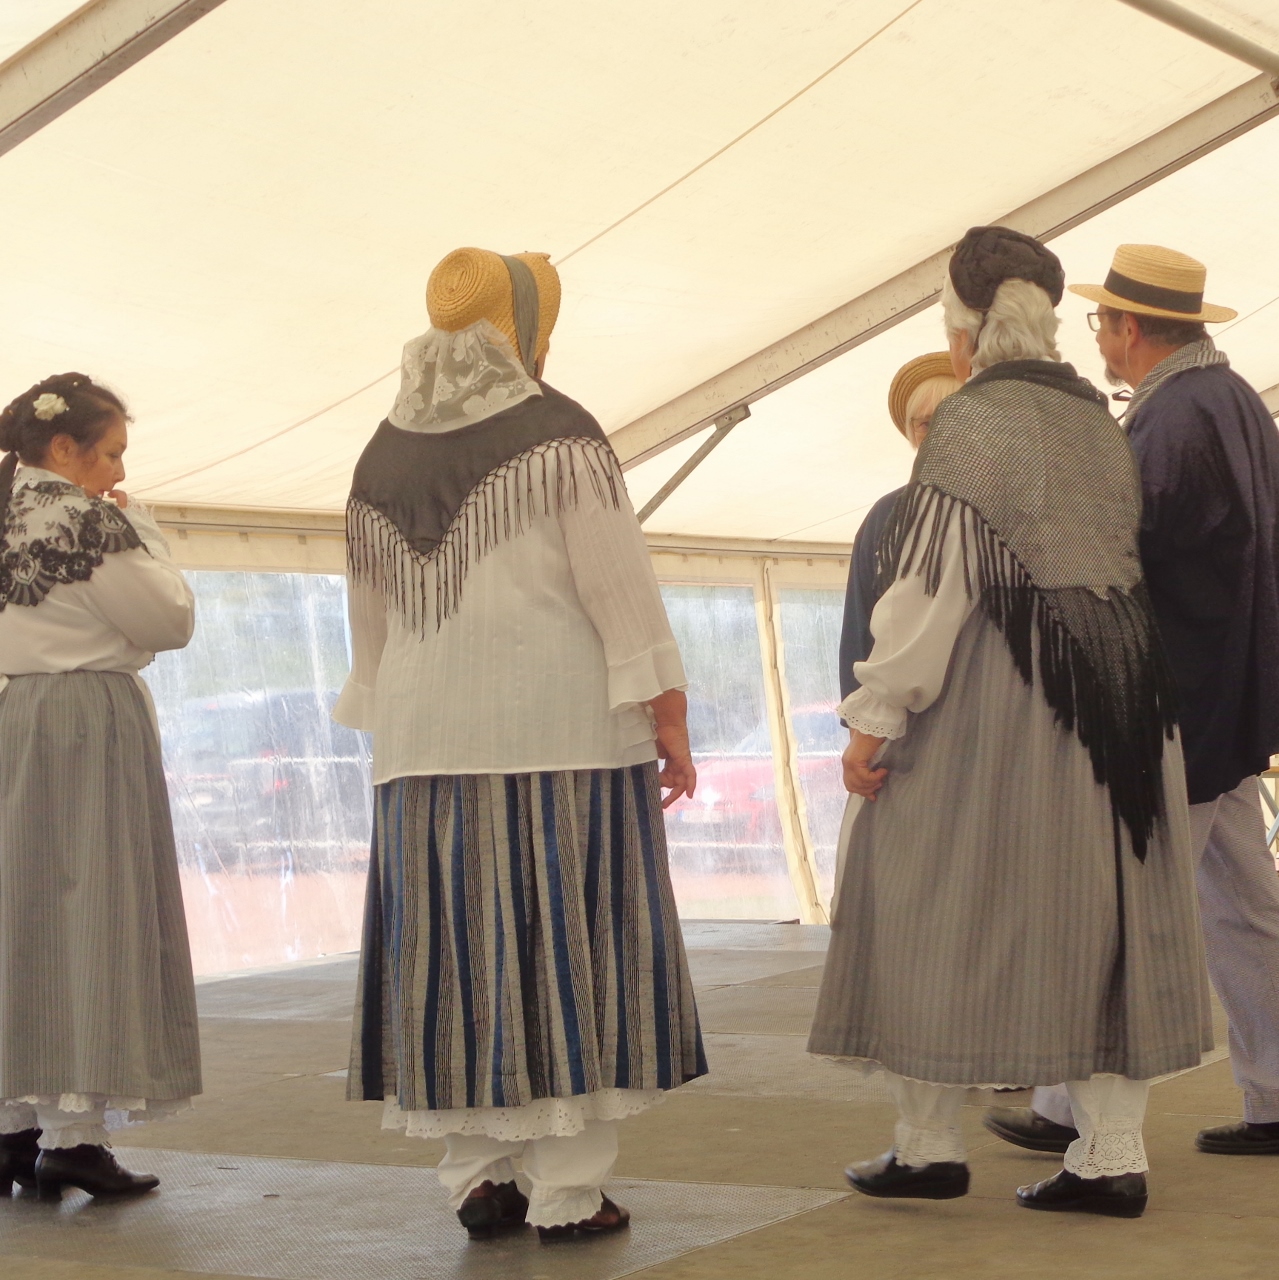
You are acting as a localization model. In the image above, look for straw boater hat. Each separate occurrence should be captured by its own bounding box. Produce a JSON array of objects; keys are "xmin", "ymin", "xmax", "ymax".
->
[
  {"xmin": 427, "ymin": 247, "xmax": 562, "ymax": 366},
  {"xmin": 888, "ymin": 352, "xmax": 955, "ymax": 436},
  {"xmin": 1068, "ymin": 244, "xmax": 1236, "ymax": 323}
]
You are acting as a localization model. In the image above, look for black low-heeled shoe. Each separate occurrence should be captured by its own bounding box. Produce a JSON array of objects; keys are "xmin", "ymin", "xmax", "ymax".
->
[
  {"xmin": 845, "ymin": 1150, "xmax": 970, "ymax": 1200},
  {"xmin": 0, "ymin": 1128, "xmax": 41, "ymax": 1195},
  {"xmin": 537, "ymin": 1195, "xmax": 630, "ymax": 1241},
  {"xmin": 1195, "ymin": 1120, "xmax": 1279, "ymax": 1155},
  {"xmin": 1016, "ymin": 1168, "xmax": 1147, "ymax": 1218},
  {"xmin": 34, "ymin": 1145, "xmax": 160, "ymax": 1200},
  {"xmin": 983, "ymin": 1107, "xmax": 1079, "ymax": 1153},
  {"xmin": 456, "ymin": 1179, "xmax": 529, "ymax": 1239}
]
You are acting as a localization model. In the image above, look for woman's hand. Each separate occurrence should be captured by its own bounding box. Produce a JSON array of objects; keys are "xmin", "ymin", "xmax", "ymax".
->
[
  {"xmin": 843, "ymin": 730, "xmax": 887, "ymax": 800},
  {"xmin": 647, "ymin": 689, "xmax": 697, "ymax": 808},
  {"xmin": 106, "ymin": 489, "xmax": 129, "ymax": 508}
]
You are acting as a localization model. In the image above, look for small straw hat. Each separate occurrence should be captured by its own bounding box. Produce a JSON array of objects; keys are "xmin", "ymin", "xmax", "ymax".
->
[
  {"xmin": 888, "ymin": 352, "xmax": 955, "ymax": 436},
  {"xmin": 427, "ymin": 248, "xmax": 562, "ymax": 363},
  {"xmin": 1068, "ymin": 244, "xmax": 1236, "ymax": 323}
]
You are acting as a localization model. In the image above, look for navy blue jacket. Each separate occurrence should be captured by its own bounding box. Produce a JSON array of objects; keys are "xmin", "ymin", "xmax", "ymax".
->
[
  {"xmin": 838, "ymin": 487, "xmax": 904, "ymax": 700},
  {"xmin": 1127, "ymin": 364, "xmax": 1279, "ymax": 804}
]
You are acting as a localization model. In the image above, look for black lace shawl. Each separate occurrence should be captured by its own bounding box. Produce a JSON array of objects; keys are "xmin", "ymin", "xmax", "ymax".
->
[
  {"xmin": 0, "ymin": 478, "xmax": 143, "ymax": 611},
  {"xmin": 346, "ymin": 382, "xmax": 622, "ymax": 631},
  {"xmin": 876, "ymin": 360, "xmax": 1178, "ymax": 860}
]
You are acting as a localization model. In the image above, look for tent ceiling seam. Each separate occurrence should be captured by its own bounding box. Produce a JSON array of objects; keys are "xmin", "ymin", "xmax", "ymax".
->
[{"xmin": 551, "ymin": 0, "xmax": 928, "ymax": 268}]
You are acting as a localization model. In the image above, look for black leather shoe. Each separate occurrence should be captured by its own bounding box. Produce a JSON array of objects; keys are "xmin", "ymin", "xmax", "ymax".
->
[
  {"xmin": 537, "ymin": 1195, "xmax": 630, "ymax": 1241},
  {"xmin": 983, "ymin": 1107, "xmax": 1079, "ymax": 1153},
  {"xmin": 0, "ymin": 1128, "xmax": 41, "ymax": 1195},
  {"xmin": 456, "ymin": 1179, "xmax": 529, "ymax": 1239},
  {"xmin": 845, "ymin": 1149, "xmax": 970, "ymax": 1200},
  {"xmin": 34, "ymin": 1145, "xmax": 160, "ymax": 1200},
  {"xmin": 1017, "ymin": 1168, "xmax": 1147, "ymax": 1218},
  {"xmin": 1195, "ymin": 1120, "xmax": 1279, "ymax": 1154}
]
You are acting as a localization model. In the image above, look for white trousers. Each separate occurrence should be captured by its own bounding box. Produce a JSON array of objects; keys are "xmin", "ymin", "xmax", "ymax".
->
[
  {"xmin": 892, "ymin": 1072, "xmax": 1150, "ymax": 1176},
  {"xmin": 1035, "ymin": 777, "xmax": 1279, "ymax": 1125},
  {"xmin": 436, "ymin": 1119, "xmax": 618, "ymax": 1229},
  {"xmin": 0, "ymin": 1100, "xmax": 108, "ymax": 1149}
]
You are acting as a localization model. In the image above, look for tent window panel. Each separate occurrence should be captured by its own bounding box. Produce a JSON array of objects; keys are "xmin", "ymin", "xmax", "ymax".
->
[
  {"xmin": 659, "ymin": 584, "xmax": 799, "ymax": 921},
  {"xmin": 142, "ymin": 571, "xmax": 372, "ymax": 976},
  {"xmin": 778, "ymin": 587, "xmax": 847, "ymax": 905}
]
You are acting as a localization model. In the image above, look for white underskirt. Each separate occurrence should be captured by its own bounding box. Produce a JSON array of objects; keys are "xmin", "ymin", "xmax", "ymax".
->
[
  {"xmin": 0, "ymin": 1093, "xmax": 191, "ymax": 1134},
  {"xmin": 383, "ymin": 1087, "xmax": 665, "ymax": 1142},
  {"xmin": 815, "ymin": 1054, "xmax": 1034, "ymax": 1092}
]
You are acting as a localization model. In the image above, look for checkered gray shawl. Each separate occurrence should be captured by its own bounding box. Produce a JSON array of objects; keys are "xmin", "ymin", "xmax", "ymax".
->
[{"xmin": 877, "ymin": 360, "xmax": 1177, "ymax": 860}]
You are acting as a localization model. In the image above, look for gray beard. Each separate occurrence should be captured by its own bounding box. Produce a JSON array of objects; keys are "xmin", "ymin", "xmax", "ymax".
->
[{"xmin": 1102, "ymin": 363, "xmax": 1127, "ymax": 388}]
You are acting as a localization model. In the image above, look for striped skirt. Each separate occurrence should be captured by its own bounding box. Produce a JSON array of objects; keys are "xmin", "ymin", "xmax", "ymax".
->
[
  {"xmin": 0, "ymin": 672, "xmax": 201, "ymax": 1104},
  {"xmin": 808, "ymin": 613, "xmax": 1212, "ymax": 1086},
  {"xmin": 350, "ymin": 762, "xmax": 706, "ymax": 1118}
]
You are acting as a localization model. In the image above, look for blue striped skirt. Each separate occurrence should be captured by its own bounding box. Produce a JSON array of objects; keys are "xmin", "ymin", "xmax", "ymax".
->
[{"xmin": 350, "ymin": 762, "xmax": 706, "ymax": 1111}]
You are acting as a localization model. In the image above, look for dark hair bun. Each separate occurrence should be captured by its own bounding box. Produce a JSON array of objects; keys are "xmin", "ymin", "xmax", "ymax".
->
[{"xmin": 0, "ymin": 373, "xmax": 127, "ymax": 464}]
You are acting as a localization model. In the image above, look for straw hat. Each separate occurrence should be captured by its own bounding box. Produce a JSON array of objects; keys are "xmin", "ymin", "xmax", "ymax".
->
[
  {"xmin": 888, "ymin": 352, "xmax": 956, "ymax": 436},
  {"xmin": 427, "ymin": 248, "xmax": 562, "ymax": 364},
  {"xmin": 1068, "ymin": 244, "xmax": 1236, "ymax": 323}
]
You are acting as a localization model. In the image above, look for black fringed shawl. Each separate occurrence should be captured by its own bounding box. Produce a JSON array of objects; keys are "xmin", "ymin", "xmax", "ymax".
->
[
  {"xmin": 876, "ymin": 360, "xmax": 1178, "ymax": 860},
  {"xmin": 347, "ymin": 382, "xmax": 621, "ymax": 631}
]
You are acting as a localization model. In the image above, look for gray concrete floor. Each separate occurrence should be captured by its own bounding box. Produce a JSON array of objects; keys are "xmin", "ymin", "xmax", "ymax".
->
[{"xmin": 2, "ymin": 922, "xmax": 1275, "ymax": 1280}]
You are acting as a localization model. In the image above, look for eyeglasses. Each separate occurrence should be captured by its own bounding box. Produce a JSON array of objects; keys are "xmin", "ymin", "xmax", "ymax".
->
[{"xmin": 1086, "ymin": 312, "xmax": 1102, "ymax": 332}]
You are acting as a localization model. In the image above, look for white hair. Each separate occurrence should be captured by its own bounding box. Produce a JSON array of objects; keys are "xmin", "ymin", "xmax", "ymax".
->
[{"xmin": 942, "ymin": 275, "xmax": 1060, "ymax": 374}]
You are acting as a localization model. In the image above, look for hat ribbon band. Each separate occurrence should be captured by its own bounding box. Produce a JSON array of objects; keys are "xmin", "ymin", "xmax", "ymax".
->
[
  {"xmin": 1103, "ymin": 269, "xmax": 1203, "ymax": 316},
  {"xmin": 500, "ymin": 255, "xmax": 541, "ymax": 375}
]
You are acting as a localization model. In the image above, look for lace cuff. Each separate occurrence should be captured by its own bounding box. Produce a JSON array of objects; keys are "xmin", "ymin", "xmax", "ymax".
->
[
  {"xmin": 1064, "ymin": 1126, "xmax": 1148, "ymax": 1178},
  {"xmin": 894, "ymin": 1119, "xmax": 967, "ymax": 1169},
  {"xmin": 121, "ymin": 501, "xmax": 172, "ymax": 559},
  {"xmin": 838, "ymin": 688, "xmax": 907, "ymax": 740}
]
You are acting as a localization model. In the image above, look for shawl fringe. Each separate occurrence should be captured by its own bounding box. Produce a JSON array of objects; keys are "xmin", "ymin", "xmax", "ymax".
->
[
  {"xmin": 348, "ymin": 436, "xmax": 621, "ymax": 632},
  {"xmin": 877, "ymin": 483, "xmax": 1178, "ymax": 861}
]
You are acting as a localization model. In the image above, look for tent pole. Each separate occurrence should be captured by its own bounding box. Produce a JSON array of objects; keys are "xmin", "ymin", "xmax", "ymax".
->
[
  {"xmin": 1116, "ymin": 1, "xmax": 1279, "ymax": 81},
  {"xmin": 636, "ymin": 405, "xmax": 749, "ymax": 525}
]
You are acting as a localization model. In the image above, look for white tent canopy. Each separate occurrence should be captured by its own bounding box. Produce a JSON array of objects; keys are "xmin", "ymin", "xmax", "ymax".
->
[{"xmin": 1, "ymin": 0, "xmax": 1278, "ymax": 537}]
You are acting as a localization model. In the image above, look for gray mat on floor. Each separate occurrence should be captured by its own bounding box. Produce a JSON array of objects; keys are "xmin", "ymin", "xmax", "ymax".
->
[
  {"xmin": 694, "ymin": 985, "xmax": 820, "ymax": 1036},
  {"xmin": 0, "ymin": 1148, "xmax": 842, "ymax": 1280},
  {"xmin": 687, "ymin": 949, "xmax": 825, "ymax": 989},
  {"xmin": 196, "ymin": 957, "xmax": 359, "ymax": 1021}
]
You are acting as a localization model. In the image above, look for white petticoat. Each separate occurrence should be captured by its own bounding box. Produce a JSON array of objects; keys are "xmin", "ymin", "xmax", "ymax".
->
[
  {"xmin": 383, "ymin": 1087, "xmax": 664, "ymax": 1142},
  {"xmin": 0, "ymin": 1093, "xmax": 191, "ymax": 1140}
]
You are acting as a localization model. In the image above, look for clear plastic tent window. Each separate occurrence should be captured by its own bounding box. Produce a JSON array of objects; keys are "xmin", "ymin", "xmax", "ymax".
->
[{"xmin": 144, "ymin": 572, "xmax": 810, "ymax": 973}]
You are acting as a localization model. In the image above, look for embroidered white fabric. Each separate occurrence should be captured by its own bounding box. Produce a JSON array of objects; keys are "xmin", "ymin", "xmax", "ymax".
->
[
  {"xmin": 1063, "ymin": 1125, "xmax": 1148, "ymax": 1178},
  {"xmin": 894, "ymin": 1119, "xmax": 967, "ymax": 1168},
  {"xmin": 388, "ymin": 320, "xmax": 542, "ymax": 433},
  {"xmin": 383, "ymin": 1088, "xmax": 664, "ymax": 1142},
  {"xmin": 528, "ymin": 1187, "xmax": 605, "ymax": 1229},
  {"xmin": 838, "ymin": 689, "xmax": 908, "ymax": 740},
  {"xmin": 813, "ymin": 1054, "xmax": 1033, "ymax": 1092}
]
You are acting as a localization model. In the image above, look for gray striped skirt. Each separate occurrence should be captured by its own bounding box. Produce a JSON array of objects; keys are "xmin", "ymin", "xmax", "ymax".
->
[
  {"xmin": 0, "ymin": 672, "xmax": 201, "ymax": 1102},
  {"xmin": 808, "ymin": 614, "xmax": 1212, "ymax": 1086},
  {"xmin": 350, "ymin": 762, "xmax": 706, "ymax": 1111}
]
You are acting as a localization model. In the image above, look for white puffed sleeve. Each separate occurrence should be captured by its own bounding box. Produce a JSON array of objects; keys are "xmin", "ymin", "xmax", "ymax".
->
[
  {"xmin": 79, "ymin": 539, "xmax": 195, "ymax": 654},
  {"xmin": 559, "ymin": 446, "xmax": 686, "ymax": 709},
  {"xmin": 838, "ymin": 504, "xmax": 975, "ymax": 739},
  {"xmin": 333, "ymin": 576, "xmax": 388, "ymax": 731}
]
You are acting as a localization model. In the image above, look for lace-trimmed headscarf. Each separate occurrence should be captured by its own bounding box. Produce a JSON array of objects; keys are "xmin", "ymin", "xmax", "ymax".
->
[
  {"xmin": 878, "ymin": 229, "xmax": 1177, "ymax": 860},
  {"xmin": 347, "ymin": 248, "xmax": 620, "ymax": 629}
]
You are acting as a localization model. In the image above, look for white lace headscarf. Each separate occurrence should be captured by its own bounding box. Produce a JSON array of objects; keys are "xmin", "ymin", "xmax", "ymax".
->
[{"xmin": 387, "ymin": 320, "xmax": 542, "ymax": 434}]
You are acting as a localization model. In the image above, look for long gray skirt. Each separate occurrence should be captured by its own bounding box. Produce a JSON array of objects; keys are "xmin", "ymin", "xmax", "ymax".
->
[
  {"xmin": 351, "ymin": 763, "xmax": 706, "ymax": 1112},
  {"xmin": 0, "ymin": 672, "xmax": 201, "ymax": 1102},
  {"xmin": 808, "ymin": 614, "xmax": 1213, "ymax": 1086}
]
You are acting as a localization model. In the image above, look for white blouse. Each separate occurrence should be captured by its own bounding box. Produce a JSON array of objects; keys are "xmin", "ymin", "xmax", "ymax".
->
[
  {"xmin": 334, "ymin": 441, "xmax": 687, "ymax": 783},
  {"xmin": 0, "ymin": 467, "xmax": 195, "ymax": 696},
  {"xmin": 839, "ymin": 506, "xmax": 975, "ymax": 739}
]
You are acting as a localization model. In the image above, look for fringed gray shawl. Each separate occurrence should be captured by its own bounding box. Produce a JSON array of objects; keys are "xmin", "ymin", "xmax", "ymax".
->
[
  {"xmin": 347, "ymin": 382, "xmax": 621, "ymax": 631},
  {"xmin": 877, "ymin": 360, "xmax": 1177, "ymax": 859}
]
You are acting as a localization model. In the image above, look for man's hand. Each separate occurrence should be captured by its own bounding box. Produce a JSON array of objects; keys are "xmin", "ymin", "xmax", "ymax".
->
[
  {"xmin": 842, "ymin": 730, "xmax": 887, "ymax": 800},
  {"xmin": 647, "ymin": 689, "xmax": 697, "ymax": 808}
]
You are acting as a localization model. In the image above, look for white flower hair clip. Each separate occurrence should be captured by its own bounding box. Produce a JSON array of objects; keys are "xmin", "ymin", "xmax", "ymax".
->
[{"xmin": 33, "ymin": 393, "xmax": 68, "ymax": 421}]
